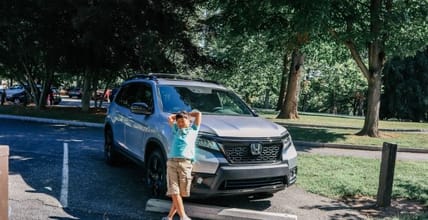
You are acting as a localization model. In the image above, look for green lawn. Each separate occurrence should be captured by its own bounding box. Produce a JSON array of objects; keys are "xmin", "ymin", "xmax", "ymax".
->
[
  {"xmin": 260, "ymin": 113, "xmax": 428, "ymax": 149},
  {"xmin": 287, "ymin": 127, "xmax": 428, "ymax": 149},
  {"xmin": 297, "ymin": 154, "xmax": 428, "ymax": 206},
  {"xmin": 263, "ymin": 113, "xmax": 428, "ymax": 130}
]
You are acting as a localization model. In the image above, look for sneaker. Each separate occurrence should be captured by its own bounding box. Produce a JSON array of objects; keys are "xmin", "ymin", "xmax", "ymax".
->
[
  {"xmin": 161, "ymin": 217, "xmax": 172, "ymax": 220},
  {"xmin": 181, "ymin": 216, "xmax": 192, "ymax": 220}
]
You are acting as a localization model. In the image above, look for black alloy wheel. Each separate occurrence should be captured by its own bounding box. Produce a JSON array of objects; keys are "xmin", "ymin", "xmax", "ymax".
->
[{"xmin": 146, "ymin": 150, "xmax": 167, "ymax": 197}]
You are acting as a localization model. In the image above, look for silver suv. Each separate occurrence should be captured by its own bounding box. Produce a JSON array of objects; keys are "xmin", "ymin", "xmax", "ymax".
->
[{"xmin": 104, "ymin": 74, "xmax": 297, "ymax": 197}]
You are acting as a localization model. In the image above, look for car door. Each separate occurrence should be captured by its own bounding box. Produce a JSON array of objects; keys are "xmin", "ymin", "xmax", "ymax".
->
[
  {"xmin": 125, "ymin": 82, "xmax": 154, "ymax": 160},
  {"xmin": 111, "ymin": 83, "xmax": 138, "ymax": 151}
]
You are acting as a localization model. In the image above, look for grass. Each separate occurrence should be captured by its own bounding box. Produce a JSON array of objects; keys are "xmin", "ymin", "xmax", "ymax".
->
[
  {"xmin": 0, "ymin": 105, "xmax": 106, "ymax": 123},
  {"xmin": 263, "ymin": 113, "xmax": 428, "ymax": 130},
  {"xmin": 297, "ymin": 154, "xmax": 428, "ymax": 206},
  {"xmin": 259, "ymin": 112, "xmax": 428, "ymax": 149},
  {"xmin": 381, "ymin": 213, "xmax": 428, "ymax": 220},
  {"xmin": 287, "ymin": 127, "xmax": 428, "ymax": 149}
]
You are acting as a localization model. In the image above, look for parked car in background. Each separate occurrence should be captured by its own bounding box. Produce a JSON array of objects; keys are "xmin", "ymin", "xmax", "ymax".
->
[
  {"xmin": 5, "ymin": 85, "xmax": 29, "ymax": 104},
  {"xmin": 68, "ymin": 88, "xmax": 82, "ymax": 99},
  {"xmin": 50, "ymin": 87, "xmax": 62, "ymax": 105}
]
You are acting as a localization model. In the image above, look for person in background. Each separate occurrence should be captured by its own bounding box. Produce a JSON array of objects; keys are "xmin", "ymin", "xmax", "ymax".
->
[{"xmin": 1, "ymin": 88, "xmax": 6, "ymax": 105}]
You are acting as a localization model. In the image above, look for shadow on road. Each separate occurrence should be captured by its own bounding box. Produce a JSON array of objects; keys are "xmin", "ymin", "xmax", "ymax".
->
[
  {"xmin": 8, "ymin": 148, "xmax": 160, "ymax": 220},
  {"xmin": 188, "ymin": 192, "xmax": 274, "ymax": 213},
  {"xmin": 287, "ymin": 126, "xmax": 348, "ymax": 144}
]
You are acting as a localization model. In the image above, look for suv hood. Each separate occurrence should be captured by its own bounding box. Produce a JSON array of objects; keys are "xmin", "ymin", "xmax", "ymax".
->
[{"xmin": 200, "ymin": 115, "xmax": 286, "ymax": 138}]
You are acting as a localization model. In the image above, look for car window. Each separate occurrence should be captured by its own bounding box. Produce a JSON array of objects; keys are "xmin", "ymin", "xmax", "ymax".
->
[
  {"xmin": 115, "ymin": 83, "xmax": 153, "ymax": 109},
  {"xmin": 159, "ymin": 85, "xmax": 253, "ymax": 115}
]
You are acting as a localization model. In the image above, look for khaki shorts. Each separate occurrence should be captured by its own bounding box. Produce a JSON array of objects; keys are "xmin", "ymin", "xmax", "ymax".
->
[{"xmin": 166, "ymin": 158, "xmax": 193, "ymax": 197}]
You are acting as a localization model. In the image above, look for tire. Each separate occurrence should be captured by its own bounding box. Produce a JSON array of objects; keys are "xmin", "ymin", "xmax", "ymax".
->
[
  {"xmin": 146, "ymin": 149, "xmax": 167, "ymax": 197},
  {"xmin": 104, "ymin": 129, "xmax": 120, "ymax": 165},
  {"xmin": 14, "ymin": 98, "xmax": 21, "ymax": 104}
]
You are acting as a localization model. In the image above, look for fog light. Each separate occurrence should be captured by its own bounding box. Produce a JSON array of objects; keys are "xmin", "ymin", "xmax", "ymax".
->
[{"xmin": 197, "ymin": 177, "xmax": 203, "ymax": 184}]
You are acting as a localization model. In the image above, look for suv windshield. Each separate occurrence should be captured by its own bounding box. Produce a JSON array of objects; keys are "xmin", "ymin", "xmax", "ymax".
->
[{"xmin": 159, "ymin": 85, "xmax": 253, "ymax": 116}]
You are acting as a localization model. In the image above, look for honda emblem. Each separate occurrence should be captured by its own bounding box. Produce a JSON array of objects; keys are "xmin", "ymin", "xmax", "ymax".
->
[{"xmin": 250, "ymin": 143, "xmax": 262, "ymax": 155}]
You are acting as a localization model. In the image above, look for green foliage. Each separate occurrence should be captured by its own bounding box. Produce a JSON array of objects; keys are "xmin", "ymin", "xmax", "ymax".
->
[
  {"xmin": 381, "ymin": 47, "xmax": 428, "ymax": 122},
  {"xmin": 0, "ymin": 0, "xmax": 209, "ymax": 81},
  {"xmin": 202, "ymin": 1, "xmax": 293, "ymax": 107},
  {"xmin": 205, "ymin": 34, "xmax": 282, "ymax": 108},
  {"xmin": 0, "ymin": 0, "xmax": 212, "ymax": 109},
  {"xmin": 299, "ymin": 42, "xmax": 367, "ymax": 114}
]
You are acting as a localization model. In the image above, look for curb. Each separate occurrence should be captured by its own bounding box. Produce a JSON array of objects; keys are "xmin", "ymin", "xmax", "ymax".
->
[
  {"xmin": 276, "ymin": 122, "xmax": 428, "ymax": 133},
  {"xmin": 294, "ymin": 141, "xmax": 428, "ymax": 154},
  {"xmin": 145, "ymin": 199, "xmax": 297, "ymax": 220},
  {"xmin": 0, "ymin": 114, "xmax": 103, "ymax": 128}
]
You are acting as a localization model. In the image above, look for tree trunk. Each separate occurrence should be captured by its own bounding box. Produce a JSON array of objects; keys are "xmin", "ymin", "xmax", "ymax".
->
[
  {"xmin": 357, "ymin": 73, "xmax": 382, "ymax": 136},
  {"xmin": 277, "ymin": 49, "xmax": 304, "ymax": 119},
  {"xmin": 37, "ymin": 80, "xmax": 49, "ymax": 109},
  {"xmin": 276, "ymin": 52, "xmax": 290, "ymax": 111},
  {"xmin": 81, "ymin": 71, "xmax": 92, "ymax": 112},
  {"xmin": 263, "ymin": 88, "xmax": 270, "ymax": 109}
]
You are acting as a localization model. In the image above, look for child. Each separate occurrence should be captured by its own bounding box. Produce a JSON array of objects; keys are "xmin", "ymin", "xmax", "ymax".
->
[{"xmin": 163, "ymin": 111, "xmax": 201, "ymax": 220}]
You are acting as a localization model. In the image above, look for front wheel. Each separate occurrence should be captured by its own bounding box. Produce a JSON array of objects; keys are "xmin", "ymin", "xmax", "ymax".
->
[
  {"xmin": 146, "ymin": 150, "xmax": 167, "ymax": 197},
  {"xmin": 14, "ymin": 98, "xmax": 21, "ymax": 105}
]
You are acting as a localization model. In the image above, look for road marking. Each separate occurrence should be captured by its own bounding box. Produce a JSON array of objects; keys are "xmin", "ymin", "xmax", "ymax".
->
[
  {"xmin": 60, "ymin": 142, "xmax": 69, "ymax": 208},
  {"xmin": 145, "ymin": 199, "xmax": 297, "ymax": 220}
]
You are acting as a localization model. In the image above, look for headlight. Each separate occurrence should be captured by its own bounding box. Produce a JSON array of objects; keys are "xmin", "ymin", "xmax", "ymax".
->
[
  {"xmin": 196, "ymin": 137, "xmax": 221, "ymax": 151},
  {"xmin": 282, "ymin": 134, "xmax": 292, "ymax": 148},
  {"xmin": 282, "ymin": 134, "xmax": 297, "ymax": 163}
]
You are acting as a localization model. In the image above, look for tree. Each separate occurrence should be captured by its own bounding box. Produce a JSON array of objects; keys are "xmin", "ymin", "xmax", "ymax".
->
[
  {"xmin": 204, "ymin": 1, "xmax": 310, "ymax": 118},
  {"xmin": 0, "ymin": 0, "xmax": 75, "ymax": 109},
  {"xmin": 1, "ymin": 0, "xmax": 211, "ymax": 111},
  {"xmin": 301, "ymin": 41, "xmax": 368, "ymax": 114},
  {"xmin": 206, "ymin": 33, "xmax": 282, "ymax": 107},
  {"xmin": 289, "ymin": 0, "xmax": 428, "ymax": 137},
  {"xmin": 381, "ymin": 47, "xmax": 428, "ymax": 122}
]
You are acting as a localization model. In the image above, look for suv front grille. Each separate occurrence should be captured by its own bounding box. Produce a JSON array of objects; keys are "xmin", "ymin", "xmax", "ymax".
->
[
  {"xmin": 219, "ymin": 176, "xmax": 286, "ymax": 190},
  {"xmin": 222, "ymin": 143, "xmax": 282, "ymax": 164}
]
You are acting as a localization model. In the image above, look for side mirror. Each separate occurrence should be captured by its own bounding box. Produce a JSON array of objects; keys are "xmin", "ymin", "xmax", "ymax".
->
[
  {"xmin": 251, "ymin": 109, "xmax": 259, "ymax": 117},
  {"xmin": 130, "ymin": 102, "xmax": 152, "ymax": 115}
]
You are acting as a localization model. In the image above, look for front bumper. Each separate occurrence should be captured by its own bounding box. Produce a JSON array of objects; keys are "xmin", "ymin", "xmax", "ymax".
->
[{"xmin": 190, "ymin": 162, "xmax": 297, "ymax": 197}]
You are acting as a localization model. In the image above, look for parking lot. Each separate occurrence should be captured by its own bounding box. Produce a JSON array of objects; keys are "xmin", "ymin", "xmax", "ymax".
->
[{"xmin": 2, "ymin": 119, "xmax": 367, "ymax": 220}]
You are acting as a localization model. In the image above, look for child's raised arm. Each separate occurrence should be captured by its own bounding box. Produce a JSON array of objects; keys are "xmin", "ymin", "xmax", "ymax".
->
[
  {"xmin": 189, "ymin": 111, "xmax": 202, "ymax": 126},
  {"xmin": 167, "ymin": 114, "xmax": 176, "ymax": 127}
]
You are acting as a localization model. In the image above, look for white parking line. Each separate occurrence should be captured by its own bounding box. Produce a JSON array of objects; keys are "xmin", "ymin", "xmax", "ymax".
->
[{"xmin": 60, "ymin": 142, "xmax": 69, "ymax": 208}]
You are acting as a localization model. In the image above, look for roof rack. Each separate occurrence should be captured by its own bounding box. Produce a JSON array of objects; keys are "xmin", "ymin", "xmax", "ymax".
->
[{"xmin": 127, "ymin": 73, "xmax": 220, "ymax": 84}]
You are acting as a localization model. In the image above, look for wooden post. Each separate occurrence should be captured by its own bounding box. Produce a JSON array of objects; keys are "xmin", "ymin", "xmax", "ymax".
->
[
  {"xmin": 376, "ymin": 142, "xmax": 397, "ymax": 207},
  {"xmin": 0, "ymin": 145, "xmax": 9, "ymax": 220}
]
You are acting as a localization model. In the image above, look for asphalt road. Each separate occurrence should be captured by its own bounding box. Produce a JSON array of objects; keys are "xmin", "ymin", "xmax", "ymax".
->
[
  {"xmin": 3, "ymin": 119, "xmax": 159, "ymax": 220},
  {"xmin": 2, "ymin": 119, "xmax": 368, "ymax": 220}
]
